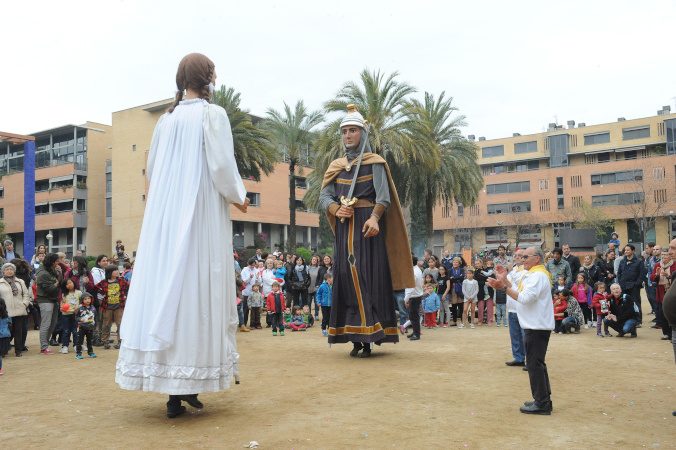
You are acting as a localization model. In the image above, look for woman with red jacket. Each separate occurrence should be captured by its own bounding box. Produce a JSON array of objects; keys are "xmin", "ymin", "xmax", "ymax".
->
[{"xmin": 650, "ymin": 252, "xmax": 675, "ymax": 340}]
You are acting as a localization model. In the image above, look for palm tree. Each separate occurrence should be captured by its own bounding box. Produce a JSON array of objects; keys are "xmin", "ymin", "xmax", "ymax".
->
[
  {"xmin": 305, "ymin": 69, "xmax": 434, "ymax": 210},
  {"xmin": 265, "ymin": 101, "xmax": 324, "ymax": 253},
  {"xmin": 396, "ymin": 92, "xmax": 484, "ymax": 249},
  {"xmin": 211, "ymin": 86, "xmax": 278, "ymax": 179}
]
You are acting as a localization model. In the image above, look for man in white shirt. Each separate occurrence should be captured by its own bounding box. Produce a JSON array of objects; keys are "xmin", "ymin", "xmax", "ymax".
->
[
  {"xmin": 504, "ymin": 249, "xmax": 526, "ymax": 367},
  {"xmin": 488, "ymin": 247, "xmax": 555, "ymax": 415},
  {"xmin": 240, "ymin": 258, "xmax": 261, "ymax": 331},
  {"xmin": 404, "ymin": 255, "xmax": 424, "ymax": 340}
]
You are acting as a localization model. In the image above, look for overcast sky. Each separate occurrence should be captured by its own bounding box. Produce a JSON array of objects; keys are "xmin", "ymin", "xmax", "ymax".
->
[{"xmin": 3, "ymin": 0, "xmax": 675, "ymax": 140}]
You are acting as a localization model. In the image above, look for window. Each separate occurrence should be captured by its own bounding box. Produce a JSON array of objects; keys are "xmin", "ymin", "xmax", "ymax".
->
[
  {"xmin": 481, "ymin": 145, "xmax": 504, "ymax": 158},
  {"xmin": 584, "ymin": 154, "xmax": 596, "ymax": 164},
  {"xmin": 539, "ymin": 199, "xmax": 550, "ymax": 212},
  {"xmin": 106, "ymin": 173, "xmax": 112, "ymax": 194},
  {"xmin": 76, "ymin": 199, "xmax": 86, "ymax": 211},
  {"xmin": 514, "ymin": 141, "xmax": 537, "ymax": 154},
  {"xmin": 132, "ymin": 145, "xmax": 137, "ymax": 151},
  {"xmin": 0, "ymin": 208, "xmax": 3, "ymax": 219},
  {"xmin": 295, "ymin": 199, "xmax": 306, "ymax": 211},
  {"xmin": 570, "ymin": 175, "xmax": 582, "ymax": 188},
  {"xmin": 655, "ymin": 189, "xmax": 667, "ymax": 203},
  {"xmin": 246, "ymin": 192, "xmax": 260, "ymax": 207},
  {"xmin": 295, "ymin": 177, "xmax": 308, "ymax": 189},
  {"xmin": 584, "ymin": 132, "xmax": 610, "ymax": 145},
  {"xmin": 624, "ymin": 150, "xmax": 637, "ymax": 160},
  {"xmin": 557, "ymin": 177, "xmax": 564, "ymax": 210},
  {"xmin": 590, "ymin": 169, "xmax": 642, "ymax": 186},
  {"xmin": 515, "ymin": 160, "xmax": 540, "ymax": 172},
  {"xmin": 539, "ymin": 179, "xmax": 549, "ymax": 191},
  {"xmin": 51, "ymin": 201, "xmax": 73, "ymax": 213},
  {"xmin": 654, "ymin": 166, "xmax": 666, "ymax": 180},
  {"xmin": 106, "ymin": 198, "xmax": 112, "ymax": 218},
  {"xmin": 572, "ymin": 196, "xmax": 583, "ymax": 208},
  {"xmin": 457, "ymin": 204, "xmax": 464, "ymax": 217},
  {"xmin": 142, "ymin": 195, "xmax": 146, "ymax": 202},
  {"xmin": 666, "ymin": 119, "xmax": 676, "ymax": 155},
  {"xmin": 486, "ymin": 181, "xmax": 530, "ymax": 195},
  {"xmin": 487, "ymin": 201, "xmax": 531, "ymax": 215},
  {"xmin": 592, "ymin": 192, "xmax": 644, "ymax": 207},
  {"xmin": 469, "ymin": 205, "xmax": 480, "ymax": 216},
  {"xmin": 622, "ymin": 126, "xmax": 650, "ymax": 140},
  {"xmin": 35, "ymin": 179, "xmax": 50, "ymax": 192},
  {"xmin": 142, "ymin": 169, "xmax": 145, "ymax": 175},
  {"xmin": 441, "ymin": 205, "xmax": 451, "ymax": 218},
  {"xmin": 659, "ymin": 122, "xmax": 666, "ymax": 136},
  {"xmin": 549, "ymin": 135, "xmax": 569, "ymax": 168},
  {"xmin": 0, "ymin": 187, "xmax": 3, "ymax": 198},
  {"xmin": 597, "ymin": 152, "xmax": 611, "ymax": 163},
  {"xmin": 36, "ymin": 204, "xmax": 49, "ymax": 215}
]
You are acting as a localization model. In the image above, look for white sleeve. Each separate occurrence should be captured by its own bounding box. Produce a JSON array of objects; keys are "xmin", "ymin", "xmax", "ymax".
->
[
  {"xmin": 147, "ymin": 114, "xmax": 166, "ymax": 183},
  {"xmin": 203, "ymin": 104, "xmax": 247, "ymax": 204}
]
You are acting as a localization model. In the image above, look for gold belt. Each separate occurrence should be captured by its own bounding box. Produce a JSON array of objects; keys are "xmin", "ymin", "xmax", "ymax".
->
[{"xmin": 353, "ymin": 199, "xmax": 375, "ymax": 208}]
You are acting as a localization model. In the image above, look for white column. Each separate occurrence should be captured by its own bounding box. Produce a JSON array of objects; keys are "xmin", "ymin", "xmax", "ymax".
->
[
  {"xmin": 284, "ymin": 225, "xmax": 288, "ymax": 243},
  {"xmin": 307, "ymin": 227, "xmax": 311, "ymax": 248},
  {"xmin": 257, "ymin": 223, "xmax": 262, "ymax": 234}
]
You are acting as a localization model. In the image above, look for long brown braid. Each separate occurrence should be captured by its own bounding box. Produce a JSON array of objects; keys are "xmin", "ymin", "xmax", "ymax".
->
[{"xmin": 167, "ymin": 53, "xmax": 215, "ymax": 113}]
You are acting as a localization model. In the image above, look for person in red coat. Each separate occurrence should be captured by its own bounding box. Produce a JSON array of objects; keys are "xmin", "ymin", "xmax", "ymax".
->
[
  {"xmin": 650, "ymin": 252, "xmax": 675, "ymax": 340},
  {"xmin": 266, "ymin": 281, "xmax": 286, "ymax": 336},
  {"xmin": 591, "ymin": 282, "xmax": 612, "ymax": 337},
  {"xmin": 553, "ymin": 292, "xmax": 567, "ymax": 334}
]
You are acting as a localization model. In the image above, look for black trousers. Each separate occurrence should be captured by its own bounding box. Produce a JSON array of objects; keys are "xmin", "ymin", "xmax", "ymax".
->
[
  {"xmin": 408, "ymin": 296, "xmax": 422, "ymax": 337},
  {"xmin": 77, "ymin": 328, "xmax": 93, "ymax": 354},
  {"xmin": 524, "ymin": 329, "xmax": 552, "ymax": 408},
  {"xmin": 452, "ymin": 303, "xmax": 463, "ymax": 323},
  {"xmin": 321, "ymin": 306, "xmax": 331, "ymax": 330},
  {"xmin": 242, "ymin": 296, "xmax": 249, "ymax": 326},
  {"xmin": 270, "ymin": 312, "xmax": 283, "ymax": 332},
  {"xmin": 249, "ymin": 307, "xmax": 261, "ymax": 328},
  {"xmin": 11, "ymin": 315, "xmax": 27, "ymax": 354}
]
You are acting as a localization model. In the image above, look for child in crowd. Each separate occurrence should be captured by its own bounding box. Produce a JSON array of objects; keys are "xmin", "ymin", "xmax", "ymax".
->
[
  {"xmin": 571, "ymin": 273, "xmax": 593, "ymax": 329},
  {"xmin": 422, "ymin": 284, "xmax": 440, "ymax": 329},
  {"xmin": 461, "ymin": 270, "xmax": 479, "ymax": 329},
  {"xmin": 302, "ymin": 305, "xmax": 314, "ymax": 328},
  {"xmin": 248, "ymin": 284, "xmax": 264, "ymax": 330},
  {"xmin": 95, "ymin": 265, "xmax": 130, "ymax": 350},
  {"xmin": 553, "ymin": 292, "xmax": 568, "ymax": 334},
  {"xmin": 481, "ymin": 260, "xmax": 495, "ymax": 325},
  {"xmin": 288, "ymin": 305, "xmax": 307, "ymax": 331},
  {"xmin": 552, "ymin": 275, "xmax": 567, "ymax": 298},
  {"xmin": 0, "ymin": 298, "xmax": 11, "ymax": 375},
  {"xmin": 59, "ymin": 278, "xmax": 82, "ymax": 354},
  {"xmin": 494, "ymin": 284, "xmax": 507, "ymax": 327},
  {"xmin": 75, "ymin": 292, "xmax": 97, "ymax": 359},
  {"xmin": 561, "ymin": 288, "xmax": 584, "ymax": 334},
  {"xmin": 266, "ymin": 281, "xmax": 285, "ymax": 336},
  {"xmin": 437, "ymin": 265, "xmax": 451, "ymax": 327},
  {"xmin": 592, "ymin": 282, "xmax": 612, "ymax": 337},
  {"xmin": 423, "ymin": 273, "xmax": 436, "ymax": 292},
  {"xmin": 282, "ymin": 307, "xmax": 293, "ymax": 330},
  {"xmin": 316, "ymin": 273, "xmax": 333, "ymax": 336}
]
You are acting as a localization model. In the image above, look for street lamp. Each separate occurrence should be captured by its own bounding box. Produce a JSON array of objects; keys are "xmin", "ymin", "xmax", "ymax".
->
[{"xmin": 46, "ymin": 231, "xmax": 53, "ymax": 253}]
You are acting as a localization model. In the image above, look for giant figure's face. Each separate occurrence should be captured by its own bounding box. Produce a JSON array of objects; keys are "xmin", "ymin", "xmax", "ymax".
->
[{"xmin": 341, "ymin": 126, "xmax": 361, "ymax": 150}]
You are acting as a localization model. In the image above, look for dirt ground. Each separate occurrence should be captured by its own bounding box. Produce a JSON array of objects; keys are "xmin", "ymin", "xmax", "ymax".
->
[{"xmin": 2, "ymin": 295, "xmax": 675, "ymax": 449}]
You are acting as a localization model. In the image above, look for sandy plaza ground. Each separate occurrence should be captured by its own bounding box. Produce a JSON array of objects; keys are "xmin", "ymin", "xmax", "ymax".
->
[{"xmin": 1, "ymin": 295, "xmax": 675, "ymax": 449}]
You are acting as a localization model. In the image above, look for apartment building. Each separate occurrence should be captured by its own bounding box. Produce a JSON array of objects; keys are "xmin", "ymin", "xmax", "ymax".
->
[
  {"xmin": 111, "ymin": 99, "xmax": 319, "ymax": 256},
  {"xmin": 434, "ymin": 105, "xmax": 676, "ymax": 255},
  {"xmin": 0, "ymin": 123, "xmax": 112, "ymax": 258}
]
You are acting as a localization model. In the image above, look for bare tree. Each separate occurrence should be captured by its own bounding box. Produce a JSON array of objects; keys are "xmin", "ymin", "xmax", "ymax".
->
[{"xmin": 508, "ymin": 208, "xmax": 539, "ymax": 248}]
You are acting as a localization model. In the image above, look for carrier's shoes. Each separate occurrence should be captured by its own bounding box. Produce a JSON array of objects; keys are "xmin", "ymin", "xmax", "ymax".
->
[
  {"xmin": 349, "ymin": 343, "xmax": 363, "ymax": 357},
  {"xmin": 523, "ymin": 401, "xmax": 553, "ymax": 413},
  {"xmin": 505, "ymin": 360, "xmax": 525, "ymax": 366},
  {"xmin": 103, "ymin": 343, "xmax": 111, "ymax": 349},
  {"xmin": 167, "ymin": 405, "xmax": 186, "ymax": 419},
  {"xmin": 49, "ymin": 339, "xmax": 59, "ymax": 346},
  {"xmin": 59, "ymin": 346, "xmax": 68, "ymax": 354},
  {"xmin": 179, "ymin": 394, "xmax": 203, "ymax": 409}
]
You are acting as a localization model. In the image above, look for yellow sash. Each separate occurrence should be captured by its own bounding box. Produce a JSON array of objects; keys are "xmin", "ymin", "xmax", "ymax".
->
[{"xmin": 518, "ymin": 265, "xmax": 552, "ymax": 292}]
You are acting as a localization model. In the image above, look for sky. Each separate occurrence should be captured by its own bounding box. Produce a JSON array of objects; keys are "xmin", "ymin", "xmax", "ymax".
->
[{"xmin": 2, "ymin": 0, "xmax": 676, "ymax": 140}]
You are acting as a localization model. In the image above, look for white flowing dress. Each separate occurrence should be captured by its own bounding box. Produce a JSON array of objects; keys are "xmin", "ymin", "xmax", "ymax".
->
[{"xmin": 115, "ymin": 98, "xmax": 246, "ymax": 395}]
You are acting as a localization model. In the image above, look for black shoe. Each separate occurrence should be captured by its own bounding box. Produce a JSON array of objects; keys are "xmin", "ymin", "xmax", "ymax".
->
[
  {"xmin": 49, "ymin": 339, "xmax": 59, "ymax": 346},
  {"xmin": 114, "ymin": 343, "xmax": 121, "ymax": 349},
  {"xmin": 167, "ymin": 405, "xmax": 186, "ymax": 418},
  {"xmin": 630, "ymin": 332, "xmax": 637, "ymax": 338},
  {"xmin": 520, "ymin": 403, "xmax": 551, "ymax": 415},
  {"xmin": 661, "ymin": 336, "xmax": 670, "ymax": 340},
  {"xmin": 22, "ymin": 346, "xmax": 28, "ymax": 352},
  {"xmin": 349, "ymin": 343, "xmax": 363, "ymax": 357},
  {"xmin": 103, "ymin": 343, "xmax": 111, "ymax": 349},
  {"xmin": 505, "ymin": 360, "xmax": 525, "ymax": 366},
  {"xmin": 409, "ymin": 335, "xmax": 420, "ymax": 340},
  {"xmin": 650, "ymin": 325, "xmax": 661, "ymax": 329},
  {"xmin": 359, "ymin": 348, "xmax": 372, "ymax": 358},
  {"xmin": 523, "ymin": 401, "xmax": 553, "ymax": 412},
  {"xmin": 616, "ymin": 332, "xmax": 625, "ymax": 337},
  {"xmin": 523, "ymin": 367, "xmax": 528, "ymax": 371},
  {"xmin": 179, "ymin": 394, "xmax": 203, "ymax": 409},
  {"xmin": 672, "ymin": 410, "xmax": 676, "ymax": 416},
  {"xmin": 93, "ymin": 339, "xmax": 103, "ymax": 347}
]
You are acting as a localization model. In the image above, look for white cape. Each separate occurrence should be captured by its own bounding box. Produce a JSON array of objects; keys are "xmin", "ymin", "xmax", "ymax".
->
[{"xmin": 116, "ymin": 98, "xmax": 246, "ymax": 394}]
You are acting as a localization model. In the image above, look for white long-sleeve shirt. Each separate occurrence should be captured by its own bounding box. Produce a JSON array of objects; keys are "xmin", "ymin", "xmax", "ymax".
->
[
  {"xmin": 240, "ymin": 266, "xmax": 261, "ymax": 296},
  {"xmin": 514, "ymin": 270, "xmax": 555, "ymax": 330},
  {"xmin": 462, "ymin": 279, "xmax": 479, "ymax": 300},
  {"xmin": 507, "ymin": 266, "xmax": 526, "ymax": 313},
  {"xmin": 404, "ymin": 265, "xmax": 424, "ymax": 302}
]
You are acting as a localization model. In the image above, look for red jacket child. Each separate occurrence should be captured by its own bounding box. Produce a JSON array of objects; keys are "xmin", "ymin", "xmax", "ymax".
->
[
  {"xmin": 592, "ymin": 292, "xmax": 611, "ymax": 316},
  {"xmin": 266, "ymin": 290, "xmax": 286, "ymax": 314},
  {"xmin": 553, "ymin": 298, "xmax": 567, "ymax": 321}
]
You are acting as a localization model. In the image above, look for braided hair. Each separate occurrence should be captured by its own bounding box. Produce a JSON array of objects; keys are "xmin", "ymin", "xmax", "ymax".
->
[{"xmin": 168, "ymin": 53, "xmax": 215, "ymax": 113}]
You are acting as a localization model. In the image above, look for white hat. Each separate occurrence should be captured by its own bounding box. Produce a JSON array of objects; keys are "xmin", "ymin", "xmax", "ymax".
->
[{"xmin": 340, "ymin": 104, "xmax": 365, "ymax": 129}]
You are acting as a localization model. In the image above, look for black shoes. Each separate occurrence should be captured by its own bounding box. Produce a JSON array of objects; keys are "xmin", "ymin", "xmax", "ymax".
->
[
  {"xmin": 409, "ymin": 335, "xmax": 420, "ymax": 340},
  {"xmin": 616, "ymin": 332, "xmax": 625, "ymax": 337},
  {"xmin": 93, "ymin": 338, "xmax": 103, "ymax": 347},
  {"xmin": 179, "ymin": 394, "xmax": 203, "ymax": 409},
  {"xmin": 505, "ymin": 360, "xmax": 525, "ymax": 366},
  {"xmin": 523, "ymin": 367, "xmax": 528, "ymax": 371},
  {"xmin": 349, "ymin": 343, "xmax": 363, "ymax": 357},
  {"xmin": 49, "ymin": 339, "xmax": 59, "ymax": 346},
  {"xmin": 521, "ymin": 401, "xmax": 553, "ymax": 415},
  {"xmin": 360, "ymin": 347, "xmax": 372, "ymax": 358},
  {"xmin": 630, "ymin": 332, "xmax": 637, "ymax": 338},
  {"xmin": 167, "ymin": 405, "xmax": 186, "ymax": 418}
]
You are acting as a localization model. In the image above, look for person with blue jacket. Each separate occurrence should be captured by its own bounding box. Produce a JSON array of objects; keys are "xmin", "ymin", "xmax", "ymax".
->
[
  {"xmin": 316, "ymin": 273, "xmax": 333, "ymax": 336},
  {"xmin": 422, "ymin": 285, "xmax": 440, "ymax": 329}
]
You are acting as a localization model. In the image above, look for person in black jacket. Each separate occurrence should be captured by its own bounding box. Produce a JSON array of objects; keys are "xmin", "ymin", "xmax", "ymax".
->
[
  {"xmin": 289, "ymin": 256, "xmax": 310, "ymax": 308},
  {"xmin": 601, "ymin": 250, "xmax": 616, "ymax": 292},
  {"xmin": 604, "ymin": 283, "xmax": 639, "ymax": 337},
  {"xmin": 616, "ymin": 244, "xmax": 647, "ymax": 324},
  {"xmin": 562, "ymin": 244, "xmax": 581, "ymax": 278}
]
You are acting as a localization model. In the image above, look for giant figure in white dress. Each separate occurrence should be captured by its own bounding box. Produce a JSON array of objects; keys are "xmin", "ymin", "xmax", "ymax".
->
[{"xmin": 115, "ymin": 53, "xmax": 249, "ymax": 418}]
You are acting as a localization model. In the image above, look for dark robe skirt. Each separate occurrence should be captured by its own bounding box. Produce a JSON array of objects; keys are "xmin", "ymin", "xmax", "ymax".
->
[{"xmin": 328, "ymin": 163, "xmax": 399, "ymax": 345}]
